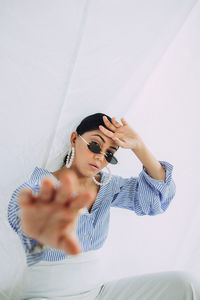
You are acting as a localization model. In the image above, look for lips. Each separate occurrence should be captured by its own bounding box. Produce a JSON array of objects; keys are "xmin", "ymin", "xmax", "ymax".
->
[{"xmin": 89, "ymin": 163, "xmax": 100, "ymax": 169}]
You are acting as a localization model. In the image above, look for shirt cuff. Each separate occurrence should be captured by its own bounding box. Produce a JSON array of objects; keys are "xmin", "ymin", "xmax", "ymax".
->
[{"xmin": 142, "ymin": 160, "xmax": 174, "ymax": 194}]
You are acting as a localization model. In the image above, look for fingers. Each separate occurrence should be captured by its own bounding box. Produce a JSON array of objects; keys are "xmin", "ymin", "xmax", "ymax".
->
[
  {"xmin": 102, "ymin": 116, "xmax": 116, "ymax": 132},
  {"xmin": 39, "ymin": 177, "xmax": 56, "ymax": 202},
  {"xmin": 99, "ymin": 115, "xmax": 123, "ymax": 137},
  {"xmin": 68, "ymin": 191, "xmax": 95, "ymax": 211},
  {"xmin": 19, "ymin": 188, "xmax": 36, "ymax": 207},
  {"xmin": 112, "ymin": 117, "xmax": 123, "ymax": 128},
  {"xmin": 38, "ymin": 170, "xmax": 78, "ymax": 205},
  {"xmin": 57, "ymin": 192, "xmax": 94, "ymax": 219},
  {"xmin": 99, "ymin": 125, "xmax": 114, "ymax": 138},
  {"xmin": 54, "ymin": 170, "xmax": 78, "ymax": 204},
  {"xmin": 121, "ymin": 117, "xmax": 128, "ymax": 126},
  {"xmin": 59, "ymin": 232, "xmax": 82, "ymax": 255}
]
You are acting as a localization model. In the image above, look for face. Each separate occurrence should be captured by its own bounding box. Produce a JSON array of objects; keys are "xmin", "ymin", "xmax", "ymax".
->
[{"xmin": 70, "ymin": 129, "xmax": 118, "ymax": 176}]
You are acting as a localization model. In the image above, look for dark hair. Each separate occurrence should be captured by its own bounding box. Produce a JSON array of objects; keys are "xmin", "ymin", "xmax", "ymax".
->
[{"xmin": 63, "ymin": 113, "xmax": 114, "ymax": 165}]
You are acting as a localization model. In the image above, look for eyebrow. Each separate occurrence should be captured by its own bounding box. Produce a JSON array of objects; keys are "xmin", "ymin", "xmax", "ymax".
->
[{"xmin": 91, "ymin": 134, "xmax": 118, "ymax": 151}]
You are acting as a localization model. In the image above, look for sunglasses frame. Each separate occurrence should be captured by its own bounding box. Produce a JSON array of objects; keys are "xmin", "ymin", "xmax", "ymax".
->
[{"xmin": 78, "ymin": 134, "xmax": 118, "ymax": 165}]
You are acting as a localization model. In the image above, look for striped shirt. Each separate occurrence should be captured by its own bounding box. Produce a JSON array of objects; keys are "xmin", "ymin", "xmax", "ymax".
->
[{"xmin": 7, "ymin": 160, "xmax": 176, "ymax": 266}]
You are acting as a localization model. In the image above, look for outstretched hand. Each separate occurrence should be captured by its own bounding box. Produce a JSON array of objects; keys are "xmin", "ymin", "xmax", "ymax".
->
[{"xmin": 19, "ymin": 170, "xmax": 96, "ymax": 254}]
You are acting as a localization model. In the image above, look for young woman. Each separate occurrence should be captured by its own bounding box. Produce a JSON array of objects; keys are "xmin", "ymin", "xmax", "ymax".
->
[{"xmin": 8, "ymin": 113, "xmax": 200, "ymax": 299}]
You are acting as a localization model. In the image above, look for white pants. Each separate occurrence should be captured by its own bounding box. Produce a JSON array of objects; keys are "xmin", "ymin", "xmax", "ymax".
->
[{"xmin": 19, "ymin": 250, "xmax": 200, "ymax": 300}]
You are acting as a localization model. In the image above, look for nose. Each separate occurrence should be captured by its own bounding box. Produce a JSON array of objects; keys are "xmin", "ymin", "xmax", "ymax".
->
[{"xmin": 94, "ymin": 152, "xmax": 105, "ymax": 162}]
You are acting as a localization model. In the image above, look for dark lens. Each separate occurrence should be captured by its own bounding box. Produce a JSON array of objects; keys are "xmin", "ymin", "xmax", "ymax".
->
[
  {"xmin": 88, "ymin": 141, "xmax": 101, "ymax": 153},
  {"xmin": 88, "ymin": 142, "xmax": 118, "ymax": 164},
  {"xmin": 106, "ymin": 152, "xmax": 118, "ymax": 164},
  {"xmin": 110, "ymin": 156, "xmax": 118, "ymax": 164}
]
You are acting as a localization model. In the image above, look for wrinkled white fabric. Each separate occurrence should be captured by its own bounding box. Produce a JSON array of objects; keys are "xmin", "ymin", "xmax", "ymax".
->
[
  {"xmin": 18, "ymin": 248, "xmax": 200, "ymax": 300},
  {"xmin": 96, "ymin": 271, "xmax": 200, "ymax": 300}
]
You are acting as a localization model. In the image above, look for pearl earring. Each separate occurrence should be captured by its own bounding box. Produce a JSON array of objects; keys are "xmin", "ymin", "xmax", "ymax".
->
[
  {"xmin": 92, "ymin": 166, "xmax": 112, "ymax": 186},
  {"xmin": 66, "ymin": 146, "xmax": 75, "ymax": 168}
]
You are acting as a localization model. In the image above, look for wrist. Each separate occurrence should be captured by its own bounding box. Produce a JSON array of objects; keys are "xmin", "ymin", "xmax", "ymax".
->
[{"xmin": 131, "ymin": 139, "xmax": 145, "ymax": 152}]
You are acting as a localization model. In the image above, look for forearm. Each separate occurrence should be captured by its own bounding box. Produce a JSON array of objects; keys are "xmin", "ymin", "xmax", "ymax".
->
[{"xmin": 132, "ymin": 142, "xmax": 166, "ymax": 183}]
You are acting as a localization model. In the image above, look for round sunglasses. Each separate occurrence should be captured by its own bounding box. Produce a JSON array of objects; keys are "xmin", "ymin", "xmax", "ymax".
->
[{"xmin": 79, "ymin": 135, "xmax": 118, "ymax": 165}]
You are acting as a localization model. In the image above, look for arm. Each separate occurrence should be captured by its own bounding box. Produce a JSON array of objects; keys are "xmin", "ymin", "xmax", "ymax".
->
[
  {"xmin": 99, "ymin": 116, "xmax": 176, "ymax": 215},
  {"xmin": 8, "ymin": 171, "xmax": 95, "ymax": 267},
  {"xmin": 110, "ymin": 159, "xmax": 176, "ymax": 215},
  {"xmin": 132, "ymin": 142, "xmax": 166, "ymax": 182}
]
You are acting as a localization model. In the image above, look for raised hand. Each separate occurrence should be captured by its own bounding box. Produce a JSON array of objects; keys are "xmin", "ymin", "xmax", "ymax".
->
[
  {"xmin": 99, "ymin": 116, "xmax": 144, "ymax": 150},
  {"xmin": 19, "ymin": 170, "xmax": 95, "ymax": 255}
]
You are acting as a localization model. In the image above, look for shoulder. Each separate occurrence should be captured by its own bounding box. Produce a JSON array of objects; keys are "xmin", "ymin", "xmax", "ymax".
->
[
  {"xmin": 29, "ymin": 166, "xmax": 58, "ymax": 187},
  {"xmin": 101, "ymin": 171, "xmax": 127, "ymax": 195}
]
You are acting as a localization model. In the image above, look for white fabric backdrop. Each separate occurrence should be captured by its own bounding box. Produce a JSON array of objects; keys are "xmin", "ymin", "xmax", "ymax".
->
[{"xmin": 0, "ymin": 0, "xmax": 200, "ymax": 298}]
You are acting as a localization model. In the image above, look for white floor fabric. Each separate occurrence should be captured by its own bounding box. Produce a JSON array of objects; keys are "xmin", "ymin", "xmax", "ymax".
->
[
  {"xmin": 18, "ymin": 250, "xmax": 200, "ymax": 300},
  {"xmin": 96, "ymin": 271, "xmax": 200, "ymax": 300}
]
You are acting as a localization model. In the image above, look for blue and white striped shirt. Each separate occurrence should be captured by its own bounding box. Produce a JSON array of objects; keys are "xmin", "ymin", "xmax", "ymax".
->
[{"xmin": 7, "ymin": 160, "xmax": 176, "ymax": 266}]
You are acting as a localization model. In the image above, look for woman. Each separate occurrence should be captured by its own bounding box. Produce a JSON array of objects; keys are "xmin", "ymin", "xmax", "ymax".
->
[{"xmin": 8, "ymin": 113, "xmax": 200, "ymax": 299}]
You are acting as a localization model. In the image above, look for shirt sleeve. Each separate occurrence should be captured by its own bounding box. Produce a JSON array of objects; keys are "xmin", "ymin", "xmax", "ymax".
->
[
  {"xmin": 110, "ymin": 160, "xmax": 176, "ymax": 216},
  {"xmin": 7, "ymin": 181, "xmax": 48, "ymax": 266}
]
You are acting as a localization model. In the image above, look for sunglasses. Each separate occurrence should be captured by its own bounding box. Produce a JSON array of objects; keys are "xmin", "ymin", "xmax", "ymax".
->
[{"xmin": 79, "ymin": 135, "xmax": 118, "ymax": 165}]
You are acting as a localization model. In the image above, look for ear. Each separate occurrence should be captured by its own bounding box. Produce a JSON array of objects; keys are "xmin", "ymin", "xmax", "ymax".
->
[{"xmin": 70, "ymin": 131, "xmax": 78, "ymax": 146}]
